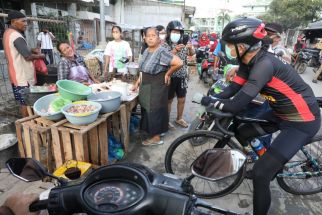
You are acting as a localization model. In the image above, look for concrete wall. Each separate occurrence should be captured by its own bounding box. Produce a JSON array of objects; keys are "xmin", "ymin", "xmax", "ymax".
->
[{"xmin": 122, "ymin": 0, "xmax": 184, "ymax": 28}]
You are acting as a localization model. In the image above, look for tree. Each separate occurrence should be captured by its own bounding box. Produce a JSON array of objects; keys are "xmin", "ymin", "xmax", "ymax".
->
[
  {"xmin": 218, "ymin": 10, "xmax": 231, "ymax": 31},
  {"xmin": 259, "ymin": 0, "xmax": 322, "ymax": 29}
]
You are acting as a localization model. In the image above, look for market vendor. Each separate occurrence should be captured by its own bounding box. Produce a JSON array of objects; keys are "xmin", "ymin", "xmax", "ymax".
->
[
  {"xmin": 132, "ymin": 27, "xmax": 183, "ymax": 146},
  {"xmin": 57, "ymin": 41, "xmax": 100, "ymax": 85},
  {"xmin": 3, "ymin": 10, "xmax": 45, "ymax": 117}
]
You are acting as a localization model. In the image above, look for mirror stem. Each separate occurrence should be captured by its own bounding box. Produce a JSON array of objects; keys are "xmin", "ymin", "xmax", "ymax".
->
[
  {"xmin": 181, "ymin": 174, "xmax": 195, "ymax": 194},
  {"xmin": 46, "ymin": 173, "xmax": 68, "ymax": 186}
]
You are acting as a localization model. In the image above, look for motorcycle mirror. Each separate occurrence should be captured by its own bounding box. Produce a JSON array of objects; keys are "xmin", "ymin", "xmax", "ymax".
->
[
  {"xmin": 191, "ymin": 149, "xmax": 246, "ymax": 181},
  {"xmin": 6, "ymin": 158, "xmax": 68, "ymax": 185},
  {"xmin": 192, "ymin": 93, "xmax": 204, "ymax": 104},
  {"xmin": 6, "ymin": 158, "xmax": 47, "ymax": 182}
]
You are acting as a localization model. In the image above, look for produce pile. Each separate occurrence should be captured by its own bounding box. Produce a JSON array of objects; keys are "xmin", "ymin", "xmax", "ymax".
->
[{"xmin": 66, "ymin": 104, "xmax": 97, "ymax": 114}]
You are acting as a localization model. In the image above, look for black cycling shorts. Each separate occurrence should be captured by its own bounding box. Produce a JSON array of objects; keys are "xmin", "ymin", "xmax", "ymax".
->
[{"xmin": 168, "ymin": 77, "xmax": 187, "ymax": 99}]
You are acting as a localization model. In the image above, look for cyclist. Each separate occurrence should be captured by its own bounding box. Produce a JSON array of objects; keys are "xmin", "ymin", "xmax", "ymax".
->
[{"xmin": 200, "ymin": 17, "xmax": 321, "ymax": 215}]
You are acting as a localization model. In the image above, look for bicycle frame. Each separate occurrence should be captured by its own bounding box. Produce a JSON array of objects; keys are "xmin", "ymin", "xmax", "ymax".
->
[{"xmin": 277, "ymin": 147, "xmax": 322, "ymax": 178}]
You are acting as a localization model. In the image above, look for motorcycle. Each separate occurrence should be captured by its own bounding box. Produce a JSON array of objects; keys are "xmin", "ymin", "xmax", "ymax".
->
[
  {"xmin": 294, "ymin": 50, "xmax": 312, "ymax": 74},
  {"xmin": 196, "ymin": 47, "xmax": 215, "ymax": 86},
  {"xmin": 6, "ymin": 152, "xmax": 248, "ymax": 215}
]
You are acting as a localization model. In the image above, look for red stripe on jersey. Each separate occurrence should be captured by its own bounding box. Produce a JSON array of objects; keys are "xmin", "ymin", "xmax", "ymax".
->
[
  {"xmin": 233, "ymin": 75, "xmax": 247, "ymax": 85},
  {"xmin": 267, "ymin": 77, "xmax": 315, "ymax": 121}
]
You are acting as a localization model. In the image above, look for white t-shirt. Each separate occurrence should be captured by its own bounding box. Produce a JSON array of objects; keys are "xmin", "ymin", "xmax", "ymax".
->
[
  {"xmin": 104, "ymin": 40, "xmax": 133, "ymax": 73},
  {"xmin": 37, "ymin": 32, "xmax": 54, "ymax": 49}
]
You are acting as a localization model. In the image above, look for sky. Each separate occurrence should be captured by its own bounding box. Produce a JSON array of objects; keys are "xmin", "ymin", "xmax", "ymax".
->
[{"xmin": 185, "ymin": 0, "xmax": 271, "ymax": 18}]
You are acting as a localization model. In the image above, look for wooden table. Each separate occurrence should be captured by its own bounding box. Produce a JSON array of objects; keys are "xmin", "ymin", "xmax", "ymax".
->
[{"xmin": 17, "ymin": 97, "xmax": 138, "ymax": 171}]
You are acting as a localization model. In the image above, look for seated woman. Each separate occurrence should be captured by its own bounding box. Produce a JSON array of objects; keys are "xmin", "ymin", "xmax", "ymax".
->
[{"xmin": 57, "ymin": 41, "xmax": 99, "ymax": 85}]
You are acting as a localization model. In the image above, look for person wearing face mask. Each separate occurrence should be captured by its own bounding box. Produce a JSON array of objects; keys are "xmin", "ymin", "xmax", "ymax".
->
[
  {"xmin": 103, "ymin": 25, "xmax": 133, "ymax": 80},
  {"xmin": 264, "ymin": 22, "xmax": 291, "ymax": 64},
  {"xmin": 200, "ymin": 17, "xmax": 320, "ymax": 215},
  {"xmin": 156, "ymin": 25, "xmax": 166, "ymax": 44},
  {"xmin": 162, "ymin": 20, "xmax": 195, "ymax": 129}
]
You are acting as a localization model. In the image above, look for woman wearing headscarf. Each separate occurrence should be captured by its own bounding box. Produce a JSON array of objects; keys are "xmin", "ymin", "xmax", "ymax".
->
[
  {"xmin": 132, "ymin": 27, "xmax": 183, "ymax": 145},
  {"xmin": 198, "ymin": 32, "xmax": 210, "ymax": 47}
]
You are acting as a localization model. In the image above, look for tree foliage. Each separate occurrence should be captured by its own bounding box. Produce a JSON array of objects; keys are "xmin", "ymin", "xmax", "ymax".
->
[{"xmin": 259, "ymin": 0, "xmax": 322, "ymax": 29}]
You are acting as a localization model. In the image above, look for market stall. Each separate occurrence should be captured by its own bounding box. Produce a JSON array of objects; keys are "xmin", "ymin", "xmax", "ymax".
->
[{"xmin": 15, "ymin": 80, "xmax": 138, "ymax": 172}]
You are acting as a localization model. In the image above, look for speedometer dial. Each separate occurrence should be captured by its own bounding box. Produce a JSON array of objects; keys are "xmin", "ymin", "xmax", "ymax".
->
[
  {"xmin": 93, "ymin": 186, "xmax": 123, "ymax": 205},
  {"xmin": 84, "ymin": 180, "xmax": 144, "ymax": 213}
]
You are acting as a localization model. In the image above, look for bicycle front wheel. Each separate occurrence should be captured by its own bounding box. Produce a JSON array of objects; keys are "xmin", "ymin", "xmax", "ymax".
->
[
  {"xmin": 165, "ymin": 130, "xmax": 244, "ymax": 198},
  {"xmin": 277, "ymin": 137, "xmax": 322, "ymax": 195}
]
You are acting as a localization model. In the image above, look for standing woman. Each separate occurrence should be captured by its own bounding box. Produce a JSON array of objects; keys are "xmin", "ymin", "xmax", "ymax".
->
[
  {"xmin": 132, "ymin": 27, "xmax": 183, "ymax": 145},
  {"xmin": 103, "ymin": 26, "xmax": 133, "ymax": 79}
]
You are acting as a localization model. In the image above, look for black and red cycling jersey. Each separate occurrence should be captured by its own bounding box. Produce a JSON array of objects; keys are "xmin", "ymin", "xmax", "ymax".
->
[{"xmin": 214, "ymin": 49, "xmax": 320, "ymax": 122}]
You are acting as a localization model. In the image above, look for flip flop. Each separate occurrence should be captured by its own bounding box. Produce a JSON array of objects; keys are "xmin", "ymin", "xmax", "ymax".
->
[
  {"xmin": 175, "ymin": 119, "xmax": 189, "ymax": 128},
  {"xmin": 142, "ymin": 139, "xmax": 164, "ymax": 146},
  {"xmin": 168, "ymin": 122, "xmax": 176, "ymax": 130}
]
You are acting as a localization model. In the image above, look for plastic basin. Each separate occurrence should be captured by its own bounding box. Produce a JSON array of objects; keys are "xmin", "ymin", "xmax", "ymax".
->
[
  {"xmin": 87, "ymin": 91, "xmax": 122, "ymax": 113},
  {"xmin": 62, "ymin": 101, "xmax": 102, "ymax": 125},
  {"xmin": 56, "ymin": 80, "xmax": 92, "ymax": 101},
  {"xmin": 33, "ymin": 94, "xmax": 64, "ymax": 121}
]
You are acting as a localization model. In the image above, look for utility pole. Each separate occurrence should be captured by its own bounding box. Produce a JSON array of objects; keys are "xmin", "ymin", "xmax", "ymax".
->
[
  {"xmin": 99, "ymin": 0, "xmax": 106, "ymax": 45},
  {"xmin": 182, "ymin": 0, "xmax": 186, "ymax": 23}
]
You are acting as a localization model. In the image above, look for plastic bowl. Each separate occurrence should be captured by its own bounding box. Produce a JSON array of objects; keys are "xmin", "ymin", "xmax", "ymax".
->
[
  {"xmin": 33, "ymin": 94, "xmax": 64, "ymax": 121},
  {"xmin": 87, "ymin": 91, "xmax": 122, "ymax": 113},
  {"xmin": 61, "ymin": 101, "xmax": 102, "ymax": 125},
  {"xmin": 56, "ymin": 80, "xmax": 92, "ymax": 101}
]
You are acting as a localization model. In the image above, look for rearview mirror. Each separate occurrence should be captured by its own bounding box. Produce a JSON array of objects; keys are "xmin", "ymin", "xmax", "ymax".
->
[
  {"xmin": 191, "ymin": 149, "xmax": 246, "ymax": 181},
  {"xmin": 6, "ymin": 158, "xmax": 47, "ymax": 182}
]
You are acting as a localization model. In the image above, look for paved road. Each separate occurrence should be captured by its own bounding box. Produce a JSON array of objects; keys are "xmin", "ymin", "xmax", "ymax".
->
[{"xmin": 0, "ymin": 66, "xmax": 321, "ymax": 214}]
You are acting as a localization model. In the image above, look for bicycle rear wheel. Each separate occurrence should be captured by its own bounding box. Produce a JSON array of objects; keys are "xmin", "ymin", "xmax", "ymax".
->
[
  {"xmin": 164, "ymin": 130, "xmax": 244, "ymax": 198},
  {"xmin": 276, "ymin": 137, "xmax": 322, "ymax": 195}
]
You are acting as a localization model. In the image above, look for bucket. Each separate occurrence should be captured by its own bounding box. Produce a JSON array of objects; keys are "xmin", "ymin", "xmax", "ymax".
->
[{"xmin": 0, "ymin": 134, "xmax": 18, "ymax": 169}]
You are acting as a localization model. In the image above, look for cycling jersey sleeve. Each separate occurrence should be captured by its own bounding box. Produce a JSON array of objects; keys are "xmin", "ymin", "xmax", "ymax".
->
[
  {"xmin": 240, "ymin": 59, "xmax": 274, "ymax": 98},
  {"xmin": 215, "ymin": 82, "xmax": 241, "ymax": 99},
  {"xmin": 213, "ymin": 59, "xmax": 274, "ymax": 113}
]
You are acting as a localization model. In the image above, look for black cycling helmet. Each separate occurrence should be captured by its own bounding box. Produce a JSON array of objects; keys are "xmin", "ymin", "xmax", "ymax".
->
[
  {"xmin": 166, "ymin": 20, "xmax": 184, "ymax": 35},
  {"xmin": 222, "ymin": 17, "xmax": 267, "ymax": 46}
]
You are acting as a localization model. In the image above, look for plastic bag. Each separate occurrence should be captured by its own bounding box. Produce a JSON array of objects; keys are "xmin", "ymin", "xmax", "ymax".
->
[
  {"xmin": 48, "ymin": 96, "xmax": 72, "ymax": 113},
  {"xmin": 34, "ymin": 59, "xmax": 48, "ymax": 75},
  {"xmin": 108, "ymin": 134, "xmax": 124, "ymax": 161}
]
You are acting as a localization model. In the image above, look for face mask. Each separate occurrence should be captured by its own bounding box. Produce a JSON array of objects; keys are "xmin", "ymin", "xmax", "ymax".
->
[
  {"xmin": 225, "ymin": 44, "xmax": 237, "ymax": 60},
  {"xmin": 159, "ymin": 34, "xmax": 166, "ymax": 40},
  {"xmin": 210, "ymin": 41, "xmax": 214, "ymax": 45},
  {"xmin": 170, "ymin": 33, "xmax": 181, "ymax": 43}
]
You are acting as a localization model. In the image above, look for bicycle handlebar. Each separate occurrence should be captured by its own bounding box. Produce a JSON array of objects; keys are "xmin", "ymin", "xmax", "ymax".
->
[{"xmin": 205, "ymin": 106, "xmax": 235, "ymax": 136}]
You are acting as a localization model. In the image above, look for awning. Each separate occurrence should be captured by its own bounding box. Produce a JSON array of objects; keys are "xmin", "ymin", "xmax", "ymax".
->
[
  {"xmin": 76, "ymin": 11, "xmax": 115, "ymax": 23},
  {"xmin": 302, "ymin": 20, "xmax": 322, "ymax": 39}
]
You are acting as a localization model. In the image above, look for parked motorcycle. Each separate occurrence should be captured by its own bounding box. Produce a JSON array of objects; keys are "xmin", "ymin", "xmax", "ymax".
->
[
  {"xmin": 6, "ymin": 155, "xmax": 248, "ymax": 215},
  {"xmin": 196, "ymin": 46, "xmax": 215, "ymax": 85},
  {"xmin": 293, "ymin": 50, "xmax": 312, "ymax": 74}
]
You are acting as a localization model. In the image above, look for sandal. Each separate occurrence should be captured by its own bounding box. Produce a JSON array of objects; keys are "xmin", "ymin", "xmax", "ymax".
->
[
  {"xmin": 142, "ymin": 139, "xmax": 164, "ymax": 146},
  {"xmin": 168, "ymin": 122, "xmax": 176, "ymax": 130},
  {"xmin": 175, "ymin": 119, "xmax": 189, "ymax": 128}
]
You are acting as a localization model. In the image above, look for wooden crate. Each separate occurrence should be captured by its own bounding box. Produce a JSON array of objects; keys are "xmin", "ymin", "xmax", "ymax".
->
[
  {"xmin": 50, "ymin": 117, "xmax": 109, "ymax": 170},
  {"xmin": 50, "ymin": 99, "xmax": 137, "ymax": 169},
  {"xmin": 15, "ymin": 115, "xmax": 56, "ymax": 172}
]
